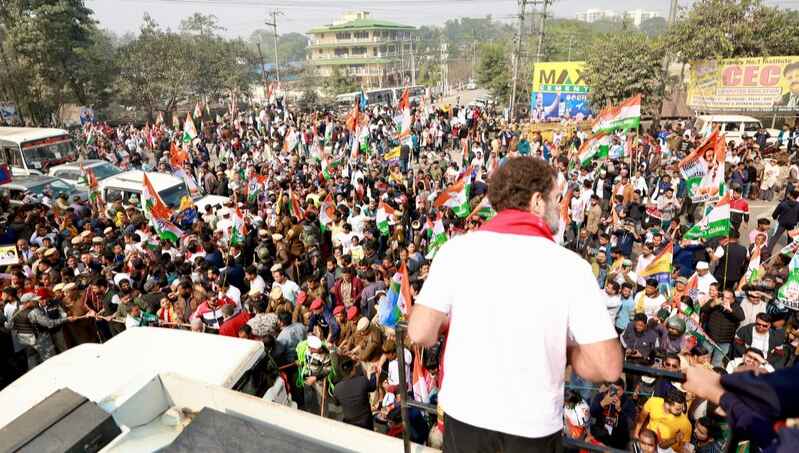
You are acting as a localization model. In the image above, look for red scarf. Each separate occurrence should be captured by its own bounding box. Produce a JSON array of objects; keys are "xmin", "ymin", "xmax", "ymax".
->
[{"xmin": 479, "ymin": 208, "xmax": 554, "ymax": 242}]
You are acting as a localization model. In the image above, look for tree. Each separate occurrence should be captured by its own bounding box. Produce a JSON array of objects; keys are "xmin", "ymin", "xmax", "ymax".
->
[
  {"xmin": 322, "ymin": 67, "xmax": 358, "ymax": 96},
  {"xmin": 249, "ymin": 30, "xmax": 308, "ymax": 66},
  {"xmin": 0, "ymin": 0, "xmax": 112, "ymax": 123},
  {"xmin": 584, "ymin": 32, "xmax": 666, "ymax": 116},
  {"xmin": 180, "ymin": 13, "xmax": 225, "ymax": 37},
  {"xmin": 476, "ymin": 42, "xmax": 511, "ymax": 102},
  {"xmin": 664, "ymin": 0, "xmax": 799, "ymax": 63},
  {"xmin": 639, "ymin": 17, "xmax": 667, "ymax": 37}
]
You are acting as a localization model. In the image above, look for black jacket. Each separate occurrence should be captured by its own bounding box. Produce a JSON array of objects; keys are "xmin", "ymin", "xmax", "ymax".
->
[
  {"xmin": 734, "ymin": 324, "xmax": 788, "ymax": 369},
  {"xmin": 703, "ymin": 301, "xmax": 744, "ymax": 344},
  {"xmin": 713, "ymin": 242, "xmax": 749, "ymax": 290},
  {"xmin": 772, "ymin": 199, "xmax": 799, "ymax": 229}
]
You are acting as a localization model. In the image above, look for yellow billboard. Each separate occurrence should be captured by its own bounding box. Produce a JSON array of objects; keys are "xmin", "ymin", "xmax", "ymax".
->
[
  {"xmin": 532, "ymin": 61, "xmax": 589, "ymax": 94},
  {"xmin": 687, "ymin": 56, "xmax": 799, "ymax": 112}
]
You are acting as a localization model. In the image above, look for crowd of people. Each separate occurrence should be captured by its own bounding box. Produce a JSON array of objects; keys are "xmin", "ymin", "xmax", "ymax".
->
[{"xmin": 1, "ymin": 92, "xmax": 798, "ymax": 452}]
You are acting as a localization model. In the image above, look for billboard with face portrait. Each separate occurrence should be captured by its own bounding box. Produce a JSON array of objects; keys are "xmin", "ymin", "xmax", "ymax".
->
[
  {"xmin": 687, "ymin": 57, "xmax": 799, "ymax": 112},
  {"xmin": 530, "ymin": 61, "xmax": 593, "ymax": 122}
]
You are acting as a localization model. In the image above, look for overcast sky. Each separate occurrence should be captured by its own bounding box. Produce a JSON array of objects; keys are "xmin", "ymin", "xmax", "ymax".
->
[{"xmin": 86, "ymin": 0, "xmax": 792, "ymax": 38}]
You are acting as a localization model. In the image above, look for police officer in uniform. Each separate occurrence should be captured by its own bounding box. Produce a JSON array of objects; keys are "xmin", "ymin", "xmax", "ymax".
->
[{"xmin": 29, "ymin": 291, "xmax": 70, "ymax": 358}]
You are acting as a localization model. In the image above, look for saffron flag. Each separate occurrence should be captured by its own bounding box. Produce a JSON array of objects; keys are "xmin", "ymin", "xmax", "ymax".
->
[
  {"xmin": 434, "ymin": 169, "xmax": 472, "ymax": 218},
  {"xmin": 640, "ymin": 241, "xmax": 674, "ymax": 294},
  {"xmin": 141, "ymin": 173, "xmax": 173, "ymax": 220},
  {"xmin": 639, "ymin": 242, "xmax": 673, "ymax": 277},
  {"xmin": 377, "ymin": 201, "xmax": 396, "ymax": 236},
  {"xmin": 592, "ymin": 95, "xmax": 641, "ymax": 133},
  {"xmin": 684, "ymin": 194, "xmax": 731, "ymax": 240}
]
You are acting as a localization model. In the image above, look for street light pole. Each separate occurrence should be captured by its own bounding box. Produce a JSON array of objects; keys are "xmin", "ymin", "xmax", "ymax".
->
[{"xmin": 265, "ymin": 10, "xmax": 283, "ymax": 86}]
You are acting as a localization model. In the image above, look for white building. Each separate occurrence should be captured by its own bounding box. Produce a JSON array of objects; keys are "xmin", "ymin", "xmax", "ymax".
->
[
  {"xmin": 575, "ymin": 9, "xmax": 620, "ymax": 23},
  {"xmin": 575, "ymin": 8, "xmax": 663, "ymax": 26},
  {"xmin": 624, "ymin": 9, "xmax": 663, "ymax": 27}
]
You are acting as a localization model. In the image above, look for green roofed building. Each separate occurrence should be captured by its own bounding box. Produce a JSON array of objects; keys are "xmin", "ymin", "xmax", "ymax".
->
[{"xmin": 307, "ymin": 11, "xmax": 417, "ymax": 89}]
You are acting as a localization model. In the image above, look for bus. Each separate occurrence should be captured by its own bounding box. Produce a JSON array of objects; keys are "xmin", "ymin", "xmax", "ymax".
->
[
  {"xmin": 392, "ymin": 85, "xmax": 426, "ymax": 104},
  {"xmin": 0, "ymin": 127, "xmax": 74, "ymax": 176}
]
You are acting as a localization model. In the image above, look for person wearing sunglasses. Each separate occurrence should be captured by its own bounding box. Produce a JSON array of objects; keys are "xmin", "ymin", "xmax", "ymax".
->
[{"xmin": 733, "ymin": 312, "xmax": 787, "ymax": 370}]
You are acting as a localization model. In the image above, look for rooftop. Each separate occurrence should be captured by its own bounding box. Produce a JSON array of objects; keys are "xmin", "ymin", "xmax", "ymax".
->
[{"xmin": 308, "ymin": 18, "xmax": 415, "ymax": 34}]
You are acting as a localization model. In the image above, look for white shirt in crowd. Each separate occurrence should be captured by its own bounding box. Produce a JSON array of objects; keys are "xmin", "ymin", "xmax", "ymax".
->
[
  {"xmin": 633, "ymin": 291, "xmax": 667, "ymax": 319},
  {"xmin": 416, "ymin": 228, "xmax": 617, "ymax": 438}
]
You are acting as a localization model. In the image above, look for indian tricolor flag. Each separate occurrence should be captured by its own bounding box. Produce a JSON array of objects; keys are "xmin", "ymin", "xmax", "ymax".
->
[
  {"xmin": 435, "ymin": 168, "xmax": 472, "ymax": 218},
  {"xmin": 377, "ymin": 201, "xmax": 396, "ymax": 236},
  {"xmin": 556, "ymin": 189, "xmax": 573, "ymax": 244},
  {"xmin": 577, "ymin": 132, "xmax": 611, "ymax": 166},
  {"xmin": 684, "ymin": 194, "xmax": 732, "ymax": 240},
  {"xmin": 182, "ymin": 112, "xmax": 198, "ymax": 143},
  {"xmin": 592, "ymin": 94, "xmax": 641, "ymax": 134},
  {"xmin": 322, "ymin": 157, "xmax": 342, "ymax": 181},
  {"xmin": 230, "ymin": 207, "xmax": 247, "ymax": 246},
  {"xmin": 412, "ymin": 348, "xmax": 433, "ymax": 403},
  {"xmin": 468, "ymin": 196, "xmax": 496, "ymax": 220},
  {"xmin": 153, "ymin": 217, "xmax": 183, "ymax": 244},
  {"xmin": 426, "ymin": 217, "xmax": 447, "ymax": 259},
  {"xmin": 141, "ymin": 173, "xmax": 173, "ymax": 220},
  {"xmin": 319, "ymin": 193, "xmax": 335, "ymax": 232},
  {"xmin": 378, "ymin": 262, "xmax": 412, "ymax": 328},
  {"xmin": 288, "ymin": 189, "xmax": 304, "ymax": 220}
]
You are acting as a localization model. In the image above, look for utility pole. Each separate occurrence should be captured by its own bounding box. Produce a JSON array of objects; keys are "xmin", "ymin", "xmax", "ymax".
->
[
  {"xmin": 256, "ymin": 42, "xmax": 268, "ymax": 87},
  {"xmin": 264, "ymin": 10, "xmax": 283, "ymax": 85},
  {"xmin": 410, "ymin": 39, "xmax": 417, "ymax": 87},
  {"xmin": 440, "ymin": 41, "xmax": 449, "ymax": 97},
  {"xmin": 472, "ymin": 40, "xmax": 477, "ymax": 81},
  {"xmin": 509, "ymin": 0, "xmax": 526, "ymax": 121}
]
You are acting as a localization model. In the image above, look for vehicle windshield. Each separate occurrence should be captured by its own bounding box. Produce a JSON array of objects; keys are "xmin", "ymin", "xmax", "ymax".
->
[
  {"xmin": 29, "ymin": 179, "xmax": 74, "ymax": 196},
  {"xmin": 22, "ymin": 140, "xmax": 71, "ymax": 170},
  {"xmin": 159, "ymin": 183, "xmax": 191, "ymax": 208},
  {"xmin": 92, "ymin": 163, "xmax": 123, "ymax": 180}
]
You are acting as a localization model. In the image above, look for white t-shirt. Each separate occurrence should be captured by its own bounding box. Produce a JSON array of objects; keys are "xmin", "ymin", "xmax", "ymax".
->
[
  {"xmin": 633, "ymin": 291, "xmax": 667, "ymax": 319},
  {"xmin": 416, "ymin": 231, "xmax": 617, "ymax": 438}
]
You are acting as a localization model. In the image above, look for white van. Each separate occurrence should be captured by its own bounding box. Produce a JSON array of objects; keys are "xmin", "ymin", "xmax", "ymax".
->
[
  {"xmin": 0, "ymin": 327, "xmax": 266, "ymax": 429},
  {"xmin": 0, "ymin": 127, "xmax": 74, "ymax": 175},
  {"xmin": 99, "ymin": 170, "xmax": 229, "ymax": 214},
  {"xmin": 694, "ymin": 115, "xmax": 779, "ymax": 146}
]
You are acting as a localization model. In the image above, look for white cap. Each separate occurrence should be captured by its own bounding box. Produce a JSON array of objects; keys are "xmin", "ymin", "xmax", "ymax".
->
[
  {"xmin": 307, "ymin": 335, "xmax": 322, "ymax": 349},
  {"xmin": 696, "ymin": 261, "xmax": 709, "ymax": 270},
  {"xmin": 20, "ymin": 293, "xmax": 40, "ymax": 303}
]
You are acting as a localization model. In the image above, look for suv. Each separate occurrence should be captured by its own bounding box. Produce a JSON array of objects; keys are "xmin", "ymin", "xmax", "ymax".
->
[
  {"xmin": 48, "ymin": 159, "xmax": 122, "ymax": 189},
  {"xmin": 0, "ymin": 175, "xmax": 87, "ymax": 207},
  {"xmin": 695, "ymin": 115, "xmax": 779, "ymax": 146},
  {"xmin": 99, "ymin": 170, "xmax": 228, "ymax": 214}
]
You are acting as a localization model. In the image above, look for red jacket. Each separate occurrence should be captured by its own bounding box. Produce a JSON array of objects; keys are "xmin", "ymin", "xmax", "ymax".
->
[
  {"xmin": 219, "ymin": 310, "xmax": 251, "ymax": 337},
  {"xmin": 332, "ymin": 276, "xmax": 364, "ymax": 307}
]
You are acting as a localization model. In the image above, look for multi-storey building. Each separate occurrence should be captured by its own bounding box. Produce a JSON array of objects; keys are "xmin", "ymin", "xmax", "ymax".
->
[{"xmin": 307, "ymin": 11, "xmax": 417, "ymax": 89}]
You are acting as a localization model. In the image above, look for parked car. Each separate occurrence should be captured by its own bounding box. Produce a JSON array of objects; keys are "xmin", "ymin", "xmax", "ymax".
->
[
  {"xmin": 48, "ymin": 159, "xmax": 123, "ymax": 189},
  {"xmin": 0, "ymin": 175, "xmax": 88, "ymax": 207},
  {"xmin": 694, "ymin": 115, "xmax": 779, "ymax": 146}
]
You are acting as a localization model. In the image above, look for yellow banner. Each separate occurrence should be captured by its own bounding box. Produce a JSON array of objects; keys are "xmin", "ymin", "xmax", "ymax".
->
[
  {"xmin": 531, "ymin": 61, "xmax": 589, "ymax": 94},
  {"xmin": 687, "ymin": 56, "xmax": 799, "ymax": 112}
]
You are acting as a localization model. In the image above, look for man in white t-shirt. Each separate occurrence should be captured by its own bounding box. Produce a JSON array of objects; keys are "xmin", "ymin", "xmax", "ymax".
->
[
  {"xmin": 633, "ymin": 279, "xmax": 667, "ymax": 319},
  {"xmin": 409, "ymin": 157, "xmax": 621, "ymax": 452}
]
